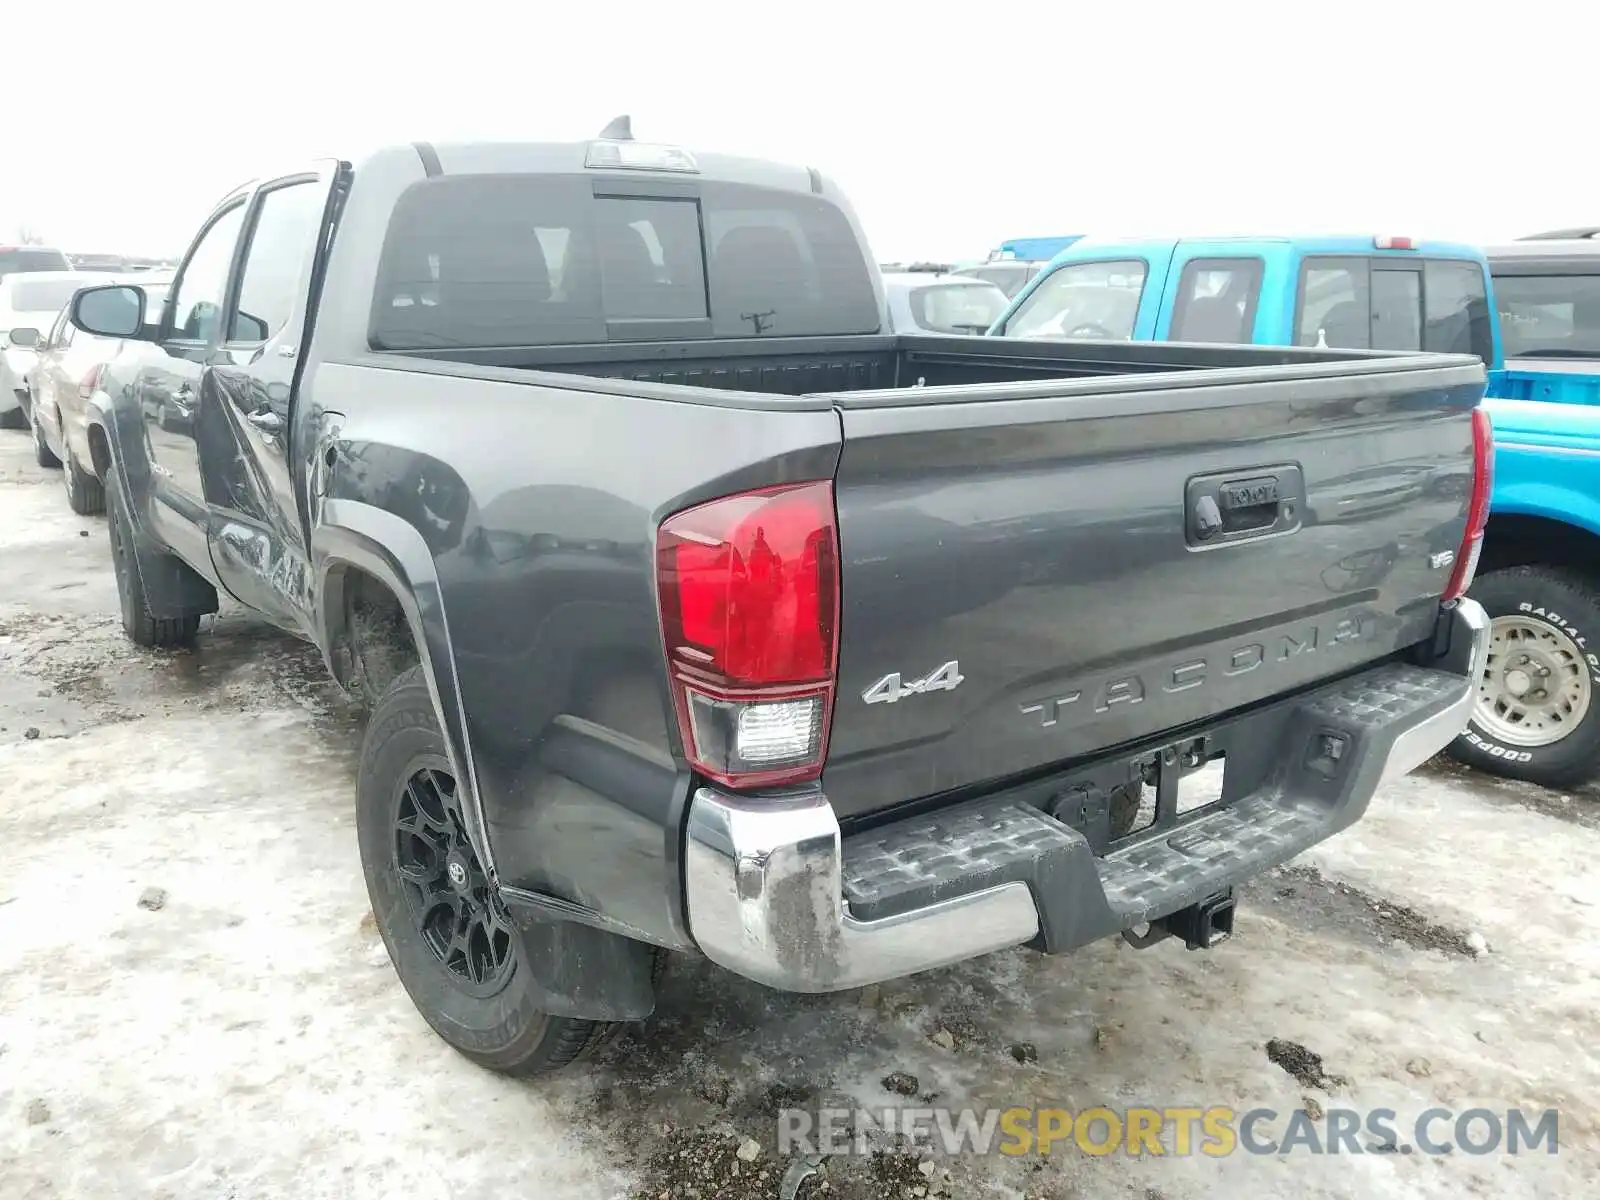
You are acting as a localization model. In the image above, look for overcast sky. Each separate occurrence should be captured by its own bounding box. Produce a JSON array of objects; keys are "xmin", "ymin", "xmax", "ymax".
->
[{"xmin": 6, "ymin": 2, "xmax": 1594, "ymax": 262}]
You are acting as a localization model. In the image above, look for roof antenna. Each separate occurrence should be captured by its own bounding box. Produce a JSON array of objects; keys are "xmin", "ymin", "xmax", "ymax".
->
[{"xmin": 598, "ymin": 115, "xmax": 633, "ymax": 141}]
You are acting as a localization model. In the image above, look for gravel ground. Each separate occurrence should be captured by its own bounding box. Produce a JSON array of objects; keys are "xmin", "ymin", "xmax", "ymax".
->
[{"xmin": 1, "ymin": 428, "xmax": 1596, "ymax": 1199}]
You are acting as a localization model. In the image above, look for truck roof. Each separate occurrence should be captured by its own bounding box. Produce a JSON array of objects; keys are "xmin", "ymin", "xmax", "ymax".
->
[
  {"xmin": 1486, "ymin": 240, "xmax": 1600, "ymax": 267},
  {"xmin": 233, "ymin": 134, "xmax": 833, "ymax": 204},
  {"xmin": 1047, "ymin": 234, "xmax": 1487, "ymax": 263}
]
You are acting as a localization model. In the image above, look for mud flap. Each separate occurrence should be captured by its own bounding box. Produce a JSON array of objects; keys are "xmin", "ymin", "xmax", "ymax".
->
[
  {"xmin": 110, "ymin": 473, "xmax": 220, "ymax": 621},
  {"xmin": 504, "ymin": 906, "xmax": 659, "ymax": 1021}
]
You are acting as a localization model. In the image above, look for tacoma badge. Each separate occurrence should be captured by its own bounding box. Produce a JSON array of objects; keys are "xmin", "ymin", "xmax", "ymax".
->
[{"xmin": 862, "ymin": 661, "xmax": 964, "ymax": 705}]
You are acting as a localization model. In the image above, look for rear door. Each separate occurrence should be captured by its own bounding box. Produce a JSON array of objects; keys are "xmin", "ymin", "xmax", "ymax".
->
[
  {"xmin": 821, "ymin": 356, "xmax": 1482, "ymax": 820},
  {"xmin": 203, "ymin": 166, "xmax": 340, "ymax": 636}
]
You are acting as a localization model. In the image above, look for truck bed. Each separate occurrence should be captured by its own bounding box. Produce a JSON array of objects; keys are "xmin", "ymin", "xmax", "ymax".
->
[{"xmin": 378, "ymin": 332, "xmax": 1425, "ymax": 403}]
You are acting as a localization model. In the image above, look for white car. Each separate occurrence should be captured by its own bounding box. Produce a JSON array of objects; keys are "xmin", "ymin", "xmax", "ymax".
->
[{"xmin": 1, "ymin": 270, "xmax": 115, "ymax": 429}]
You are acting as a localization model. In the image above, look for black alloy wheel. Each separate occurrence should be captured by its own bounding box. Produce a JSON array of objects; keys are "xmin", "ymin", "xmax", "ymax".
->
[{"xmin": 392, "ymin": 759, "xmax": 516, "ymax": 997}]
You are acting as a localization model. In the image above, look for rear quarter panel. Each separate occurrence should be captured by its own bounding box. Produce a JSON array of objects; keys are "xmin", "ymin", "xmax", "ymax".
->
[{"xmin": 309, "ymin": 361, "xmax": 842, "ymax": 947}]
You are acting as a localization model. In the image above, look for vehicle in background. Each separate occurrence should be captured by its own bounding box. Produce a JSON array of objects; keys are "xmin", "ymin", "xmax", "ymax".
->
[
  {"xmin": 1, "ymin": 270, "xmax": 113, "ymax": 430},
  {"xmin": 1444, "ymin": 241, "xmax": 1600, "ymax": 787},
  {"xmin": 70, "ymin": 253, "xmax": 132, "ymax": 273},
  {"xmin": 882, "ymin": 271, "xmax": 1010, "ymax": 334},
  {"xmin": 29, "ymin": 273, "xmax": 174, "ymax": 514},
  {"xmin": 1484, "ymin": 240, "xmax": 1600, "ymax": 406},
  {"xmin": 987, "ymin": 235, "xmax": 1496, "ymax": 361},
  {"xmin": 992, "ymin": 235, "xmax": 1084, "ymax": 262},
  {"xmin": 1519, "ymin": 227, "xmax": 1600, "ymax": 242},
  {"xmin": 0, "ymin": 244, "xmax": 71, "ymax": 280},
  {"xmin": 948, "ymin": 259, "xmax": 1046, "ymax": 299},
  {"xmin": 68, "ymin": 253, "xmax": 179, "ymax": 273},
  {"xmin": 63, "ymin": 127, "xmax": 1488, "ymax": 1079},
  {"xmin": 982, "ymin": 232, "xmax": 1600, "ymax": 787}
]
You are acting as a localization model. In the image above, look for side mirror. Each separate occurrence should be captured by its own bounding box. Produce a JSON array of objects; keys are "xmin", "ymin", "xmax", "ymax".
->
[
  {"xmin": 71, "ymin": 284, "xmax": 150, "ymax": 340},
  {"xmin": 233, "ymin": 311, "xmax": 269, "ymax": 343},
  {"xmin": 7, "ymin": 327, "xmax": 41, "ymax": 349}
]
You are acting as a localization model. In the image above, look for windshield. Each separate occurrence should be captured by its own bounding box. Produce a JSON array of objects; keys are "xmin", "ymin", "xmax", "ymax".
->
[
  {"xmin": 0, "ymin": 248, "xmax": 71, "ymax": 279},
  {"xmin": 910, "ymin": 282, "xmax": 1009, "ymax": 333},
  {"xmin": 6, "ymin": 277, "xmax": 86, "ymax": 314},
  {"xmin": 1494, "ymin": 272, "xmax": 1600, "ymax": 359},
  {"xmin": 1002, "ymin": 260, "xmax": 1147, "ymax": 340}
]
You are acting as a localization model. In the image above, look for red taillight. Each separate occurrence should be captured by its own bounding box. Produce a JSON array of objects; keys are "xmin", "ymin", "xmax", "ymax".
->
[
  {"xmin": 656, "ymin": 480, "xmax": 840, "ymax": 789},
  {"xmin": 1444, "ymin": 407, "xmax": 1494, "ymax": 603},
  {"xmin": 78, "ymin": 363, "xmax": 107, "ymax": 400},
  {"xmin": 1375, "ymin": 236, "xmax": 1416, "ymax": 250}
]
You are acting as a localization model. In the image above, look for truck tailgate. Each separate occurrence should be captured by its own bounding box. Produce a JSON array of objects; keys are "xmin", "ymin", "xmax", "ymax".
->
[{"xmin": 823, "ymin": 358, "xmax": 1484, "ymax": 821}]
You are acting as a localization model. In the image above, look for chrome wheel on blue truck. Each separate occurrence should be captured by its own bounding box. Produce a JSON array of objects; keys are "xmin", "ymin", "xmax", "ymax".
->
[{"xmin": 1449, "ymin": 565, "xmax": 1600, "ymax": 787}]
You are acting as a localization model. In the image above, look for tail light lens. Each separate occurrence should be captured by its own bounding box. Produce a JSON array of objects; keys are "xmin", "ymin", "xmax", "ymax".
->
[
  {"xmin": 656, "ymin": 480, "xmax": 840, "ymax": 789},
  {"xmin": 78, "ymin": 363, "xmax": 107, "ymax": 400},
  {"xmin": 1443, "ymin": 406, "xmax": 1494, "ymax": 603}
]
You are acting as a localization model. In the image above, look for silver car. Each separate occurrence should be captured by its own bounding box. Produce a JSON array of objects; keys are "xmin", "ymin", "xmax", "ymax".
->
[
  {"xmin": 29, "ymin": 274, "xmax": 172, "ymax": 513},
  {"xmin": 1, "ymin": 270, "xmax": 114, "ymax": 428}
]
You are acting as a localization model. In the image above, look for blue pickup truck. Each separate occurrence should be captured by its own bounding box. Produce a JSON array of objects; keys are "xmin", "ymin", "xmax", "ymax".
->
[{"xmin": 990, "ymin": 234, "xmax": 1600, "ymax": 786}]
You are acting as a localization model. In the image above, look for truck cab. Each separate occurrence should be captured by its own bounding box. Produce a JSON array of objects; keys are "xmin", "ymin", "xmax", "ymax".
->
[{"xmin": 989, "ymin": 235, "xmax": 1498, "ymax": 366}]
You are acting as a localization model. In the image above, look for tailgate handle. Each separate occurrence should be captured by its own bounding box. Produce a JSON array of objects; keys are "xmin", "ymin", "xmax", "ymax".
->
[{"xmin": 1186, "ymin": 465, "xmax": 1304, "ymax": 548}]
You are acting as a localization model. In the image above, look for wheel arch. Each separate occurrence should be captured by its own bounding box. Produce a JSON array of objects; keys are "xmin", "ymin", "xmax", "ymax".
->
[
  {"xmin": 314, "ymin": 502, "xmax": 490, "ymax": 875},
  {"xmin": 317, "ymin": 506, "xmax": 661, "ymax": 1023},
  {"xmin": 1479, "ymin": 506, "xmax": 1600, "ymax": 581}
]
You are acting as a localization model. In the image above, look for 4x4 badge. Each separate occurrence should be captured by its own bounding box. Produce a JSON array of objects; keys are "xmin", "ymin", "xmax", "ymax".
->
[{"xmin": 862, "ymin": 661, "xmax": 964, "ymax": 705}]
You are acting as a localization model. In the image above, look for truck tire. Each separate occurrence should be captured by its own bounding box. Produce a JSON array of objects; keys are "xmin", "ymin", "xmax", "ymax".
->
[
  {"xmin": 1448, "ymin": 565, "xmax": 1600, "ymax": 788},
  {"xmin": 357, "ymin": 666, "xmax": 613, "ymax": 1076},
  {"xmin": 63, "ymin": 442, "xmax": 106, "ymax": 515},
  {"xmin": 31, "ymin": 408, "xmax": 60, "ymax": 469},
  {"xmin": 105, "ymin": 471, "xmax": 202, "ymax": 649}
]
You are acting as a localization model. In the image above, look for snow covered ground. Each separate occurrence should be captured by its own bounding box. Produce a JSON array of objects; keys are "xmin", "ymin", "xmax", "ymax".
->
[{"xmin": 1, "ymin": 428, "xmax": 1595, "ymax": 1200}]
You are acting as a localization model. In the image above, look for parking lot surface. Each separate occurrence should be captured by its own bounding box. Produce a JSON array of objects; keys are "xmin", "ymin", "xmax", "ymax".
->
[{"xmin": 1, "ymin": 429, "xmax": 1595, "ymax": 1199}]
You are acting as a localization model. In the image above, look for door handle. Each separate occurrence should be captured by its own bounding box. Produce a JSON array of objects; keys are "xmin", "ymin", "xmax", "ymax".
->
[{"xmin": 247, "ymin": 409, "xmax": 284, "ymax": 435}]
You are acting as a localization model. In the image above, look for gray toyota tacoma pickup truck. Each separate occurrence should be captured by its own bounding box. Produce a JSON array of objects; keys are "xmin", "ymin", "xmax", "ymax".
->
[{"xmin": 62, "ymin": 123, "xmax": 1493, "ymax": 1076}]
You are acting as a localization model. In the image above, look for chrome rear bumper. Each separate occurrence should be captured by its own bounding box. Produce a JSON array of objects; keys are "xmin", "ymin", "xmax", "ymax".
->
[{"xmin": 683, "ymin": 599, "xmax": 1489, "ymax": 993}]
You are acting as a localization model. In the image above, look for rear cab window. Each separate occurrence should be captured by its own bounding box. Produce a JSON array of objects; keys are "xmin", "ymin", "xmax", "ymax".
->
[
  {"xmin": 1000, "ymin": 259, "xmax": 1147, "ymax": 341},
  {"xmin": 1169, "ymin": 257, "xmax": 1264, "ymax": 343},
  {"xmin": 1294, "ymin": 253, "xmax": 1492, "ymax": 361},
  {"xmin": 368, "ymin": 175, "xmax": 881, "ymax": 349}
]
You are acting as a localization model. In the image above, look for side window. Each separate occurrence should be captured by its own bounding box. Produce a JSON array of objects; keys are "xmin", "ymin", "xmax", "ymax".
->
[
  {"xmin": 1424, "ymin": 260, "xmax": 1493, "ymax": 361},
  {"xmin": 230, "ymin": 181, "xmax": 328, "ymax": 343},
  {"xmin": 1371, "ymin": 268, "xmax": 1422, "ymax": 350},
  {"xmin": 1296, "ymin": 258, "xmax": 1370, "ymax": 348},
  {"xmin": 1002, "ymin": 260, "xmax": 1147, "ymax": 340},
  {"xmin": 168, "ymin": 203, "xmax": 248, "ymax": 343},
  {"xmin": 1169, "ymin": 257, "xmax": 1264, "ymax": 344},
  {"xmin": 593, "ymin": 196, "xmax": 707, "ymax": 321}
]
